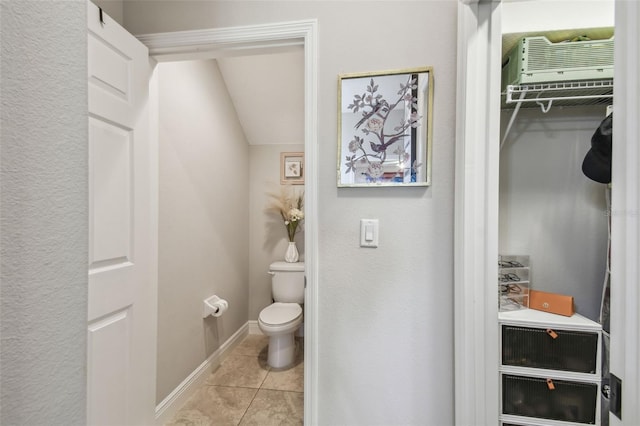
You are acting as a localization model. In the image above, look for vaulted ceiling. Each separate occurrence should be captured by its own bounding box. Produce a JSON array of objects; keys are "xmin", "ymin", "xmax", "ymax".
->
[{"xmin": 217, "ymin": 47, "xmax": 304, "ymax": 146}]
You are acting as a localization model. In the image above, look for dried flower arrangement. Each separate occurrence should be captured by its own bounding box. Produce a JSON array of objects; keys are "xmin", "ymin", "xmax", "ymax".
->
[{"xmin": 267, "ymin": 185, "xmax": 304, "ymax": 242}]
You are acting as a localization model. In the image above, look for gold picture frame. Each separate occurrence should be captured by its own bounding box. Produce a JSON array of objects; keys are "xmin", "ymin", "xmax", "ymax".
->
[
  {"xmin": 281, "ymin": 152, "xmax": 304, "ymax": 185},
  {"xmin": 337, "ymin": 66, "xmax": 434, "ymax": 187}
]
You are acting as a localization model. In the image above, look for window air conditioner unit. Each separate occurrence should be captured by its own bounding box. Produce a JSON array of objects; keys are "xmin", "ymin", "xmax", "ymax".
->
[{"xmin": 502, "ymin": 35, "xmax": 614, "ymax": 90}]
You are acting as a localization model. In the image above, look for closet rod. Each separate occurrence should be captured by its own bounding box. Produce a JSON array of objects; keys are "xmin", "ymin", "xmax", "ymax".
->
[
  {"xmin": 500, "ymin": 80, "xmax": 613, "ymax": 148},
  {"xmin": 505, "ymin": 79, "xmax": 614, "ymax": 106},
  {"xmin": 506, "ymin": 93, "xmax": 614, "ymax": 104}
]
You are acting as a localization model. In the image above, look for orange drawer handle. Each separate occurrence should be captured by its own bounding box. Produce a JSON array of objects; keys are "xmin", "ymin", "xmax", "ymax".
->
[
  {"xmin": 546, "ymin": 378, "xmax": 555, "ymax": 390},
  {"xmin": 546, "ymin": 328, "xmax": 558, "ymax": 339}
]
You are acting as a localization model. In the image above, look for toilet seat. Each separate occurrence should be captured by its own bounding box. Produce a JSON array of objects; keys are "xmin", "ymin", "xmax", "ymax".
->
[{"xmin": 259, "ymin": 302, "xmax": 302, "ymax": 326}]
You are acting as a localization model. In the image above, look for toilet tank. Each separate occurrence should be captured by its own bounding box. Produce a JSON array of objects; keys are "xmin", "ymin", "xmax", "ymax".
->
[{"xmin": 270, "ymin": 261, "xmax": 305, "ymax": 303}]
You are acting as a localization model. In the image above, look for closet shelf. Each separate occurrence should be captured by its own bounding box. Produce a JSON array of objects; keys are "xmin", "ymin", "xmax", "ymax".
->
[
  {"xmin": 500, "ymin": 79, "xmax": 613, "ymax": 149},
  {"xmin": 502, "ymin": 79, "xmax": 613, "ymax": 110}
]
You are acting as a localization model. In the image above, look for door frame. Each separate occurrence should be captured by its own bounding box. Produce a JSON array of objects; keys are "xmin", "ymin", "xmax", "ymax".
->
[
  {"xmin": 454, "ymin": 0, "xmax": 640, "ymax": 425},
  {"xmin": 610, "ymin": 2, "xmax": 640, "ymax": 424},
  {"xmin": 136, "ymin": 20, "xmax": 319, "ymax": 425},
  {"xmin": 454, "ymin": 1, "xmax": 502, "ymax": 424}
]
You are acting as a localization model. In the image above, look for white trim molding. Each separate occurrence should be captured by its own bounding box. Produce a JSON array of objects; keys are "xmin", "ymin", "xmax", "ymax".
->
[
  {"xmin": 137, "ymin": 21, "xmax": 313, "ymax": 62},
  {"xmin": 454, "ymin": 1, "xmax": 502, "ymax": 424},
  {"xmin": 300, "ymin": 18, "xmax": 320, "ymax": 426},
  {"xmin": 248, "ymin": 320, "xmax": 262, "ymax": 336},
  {"xmin": 137, "ymin": 20, "xmax": 319, "ymax": 426},
  {"xmin": 610, "ymin": 1, "xmax": 640, "ymax": 425}
]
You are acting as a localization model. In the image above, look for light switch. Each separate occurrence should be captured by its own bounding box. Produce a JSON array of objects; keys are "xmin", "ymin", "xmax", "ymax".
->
[
  {"xmin": 365, "ymin": 224, "xmax": 374, "ymax": 241},
  {"xmin": 360, "ymin": 219, "xmax": 379, "ymax": 248}
]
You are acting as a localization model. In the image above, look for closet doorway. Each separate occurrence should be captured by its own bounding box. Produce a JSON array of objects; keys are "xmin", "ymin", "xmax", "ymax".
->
[
  {"xmin": 499, "ymin": 6, "xmax": 614, "ymax": 426},
  {"xmin": 499, "ymin": 28, "xmax": 614, "ymax": 322},
  {"xmin": 454, "ymin": 1, "xmax": 640, "ymax": 425}
]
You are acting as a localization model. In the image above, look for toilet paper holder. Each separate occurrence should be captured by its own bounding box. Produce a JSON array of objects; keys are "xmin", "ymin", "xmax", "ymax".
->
[{"xmin": 203, "ymin": 295, "xmax": 228, "ymax": 318}]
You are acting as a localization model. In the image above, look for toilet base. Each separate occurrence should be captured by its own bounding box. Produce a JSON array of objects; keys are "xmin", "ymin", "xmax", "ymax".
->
[{"xmin": 267, "ymin": 333, "xmax": 296, "ymax": 369}]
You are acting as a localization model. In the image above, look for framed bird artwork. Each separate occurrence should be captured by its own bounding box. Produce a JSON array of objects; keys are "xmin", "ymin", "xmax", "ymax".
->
[{"xmin": 337, "ymin": 66, "xmax": 433, "ymax": 187}]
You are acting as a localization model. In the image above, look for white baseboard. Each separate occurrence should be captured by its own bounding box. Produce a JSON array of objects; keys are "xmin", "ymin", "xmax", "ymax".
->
[
  {"xmin": 154, "ymin": 322, "xmax": 250, "ymax": 425},
  {"xmin": 248, "ymin": 320, "xmax": 263, "ymax": 335}
]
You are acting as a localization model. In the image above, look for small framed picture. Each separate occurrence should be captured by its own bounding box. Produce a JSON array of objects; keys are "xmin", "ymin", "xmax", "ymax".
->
[{"xmin": 281, "ymin": 152, "xmax": 304, "ymax": 184}]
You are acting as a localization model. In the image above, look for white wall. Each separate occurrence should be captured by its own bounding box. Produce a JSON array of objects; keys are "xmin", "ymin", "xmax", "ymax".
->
[
  {"xmin": 217, "ymin": 50, "xmax": 305, "ymax": 146},
  {"xmin": 502, "ymin": 0, "xmax": 614, "ymax": 33},
  {"xmin": 0, "ymin": 1, "xmax": 88, "ymax": 424},
  {"xmin": 499, "ymin": 106, "xmax": 609, "ymax": 320},
  {"xmin": 125, "ymin": 2, "xmax": 458, "ymax": 424},
  {"xmin": 249, "ymin": 144, "xmax": 305, "ymax": 320},
  {"xmin": 156, "ymin": 60, "xmax": 250, "ymax": 403}
]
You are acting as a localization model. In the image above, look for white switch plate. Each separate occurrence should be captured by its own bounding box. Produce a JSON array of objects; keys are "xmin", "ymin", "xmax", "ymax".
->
[{"xmin": 360, "ymin": 219, "xmax": 379, "ymax": 248}]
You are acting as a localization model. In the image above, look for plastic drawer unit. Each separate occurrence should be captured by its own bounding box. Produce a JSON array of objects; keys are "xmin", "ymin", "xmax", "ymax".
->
[{"xmin": 499, "ymin": 309, "xmax": 602, "ymax": 426}]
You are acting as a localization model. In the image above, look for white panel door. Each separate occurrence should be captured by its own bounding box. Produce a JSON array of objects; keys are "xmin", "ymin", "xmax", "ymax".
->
[{"xmin": 87, "ymin": 2, "xmax": 156, "ymax": 425}]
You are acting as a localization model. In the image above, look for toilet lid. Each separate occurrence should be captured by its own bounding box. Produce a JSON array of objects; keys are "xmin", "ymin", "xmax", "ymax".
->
[{"xmin": 259, "ymin": 302, "xmax": 302, "ymax": 326}]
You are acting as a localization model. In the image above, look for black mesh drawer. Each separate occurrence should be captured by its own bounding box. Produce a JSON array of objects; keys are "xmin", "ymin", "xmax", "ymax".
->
[
  {"xmin": 502, "ymin": 325, "xmax": 598, "ymax": 373},
  {"xmin": 502, "ymin": 374, "xmax": 598, "ymax": 424}
]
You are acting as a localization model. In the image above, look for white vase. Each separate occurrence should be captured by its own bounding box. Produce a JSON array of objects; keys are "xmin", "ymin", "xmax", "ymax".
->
[{"xmin": 284, "ymin": 241, "xmax": 299, "ymax": 263}]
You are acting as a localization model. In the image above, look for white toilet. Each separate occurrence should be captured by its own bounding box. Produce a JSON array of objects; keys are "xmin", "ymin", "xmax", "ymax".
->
[{"xmin": 258, "ymin": 261, "xmax": 304, "ymax": 369}]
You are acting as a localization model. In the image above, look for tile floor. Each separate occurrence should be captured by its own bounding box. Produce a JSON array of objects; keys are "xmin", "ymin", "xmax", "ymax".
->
[{"xmin": 165, "ymin": 334, "xmax": 304, "ymax": 426}]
